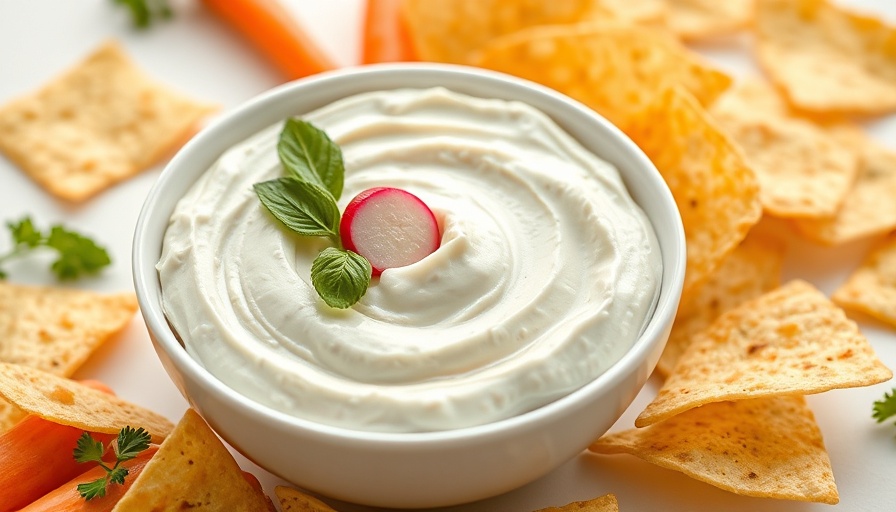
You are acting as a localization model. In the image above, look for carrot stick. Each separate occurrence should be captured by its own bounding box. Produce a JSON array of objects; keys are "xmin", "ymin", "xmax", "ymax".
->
[
  {"xmin": 362, "ymin": 0, "xmax": 417, "ymax": 63},
  {"xmin": 200, "ymin": 0, "xmax": 338, "ymax": 80},
  {"xmin": 0, "ymin": 381, "xmax": 116, "ymax": 512},
  {"xmin": 19, "ymin": 446, "xmax": 159, "ymax": 512}
]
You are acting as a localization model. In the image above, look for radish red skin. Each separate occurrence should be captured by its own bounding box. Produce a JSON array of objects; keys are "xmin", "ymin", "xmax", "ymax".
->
[{"xmin": 340, "ymin": 187, "xmax": 440, "ymax": 276}]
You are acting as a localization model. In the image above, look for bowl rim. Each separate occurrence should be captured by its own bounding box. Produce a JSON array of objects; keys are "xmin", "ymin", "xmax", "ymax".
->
[{"xmin": 133, "ymin": 62, "xmax": 685, "ymax": 444}]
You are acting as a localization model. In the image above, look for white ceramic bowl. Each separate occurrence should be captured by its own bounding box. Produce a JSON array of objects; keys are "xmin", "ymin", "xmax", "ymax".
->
[{"xmin": 133, "ymin": 64, "xmax": 685, "ymax": 509}]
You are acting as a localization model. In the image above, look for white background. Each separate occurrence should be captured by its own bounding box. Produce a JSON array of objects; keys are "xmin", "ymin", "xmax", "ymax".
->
[{"xmin": 1, "ymin": 1, "xmax": 894, "ymax": 510}]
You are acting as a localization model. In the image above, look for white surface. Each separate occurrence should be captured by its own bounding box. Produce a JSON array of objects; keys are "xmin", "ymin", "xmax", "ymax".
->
[{"xmin": 0, "ymin": 1, "xmax": 894, "ymax": 510}]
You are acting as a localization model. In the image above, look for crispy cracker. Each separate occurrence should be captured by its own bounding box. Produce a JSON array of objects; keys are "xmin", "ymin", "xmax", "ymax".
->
[
  {"xmin": 592, "ymin": 396, "xmax": 839, "ymax": 504},
  {"xmin": 637, "ymin": 280, "xmax": 892, "ymax": 427},
  {"xmin": 0, "ymin": 281, "xmax": 137, "ymax": 377},
  {"xmin": 112, "ymin": 409, "xmax": 271, "ymax": 511},
  {"xmin": 627, "ymin": 87, "xmax": 761, "ymax": 300},
  {"xmin": 666, "ymin": 0, "xmax": 754, "ymax": 40},
  {"xmin": 596, "ymin": 0, "xmax": 667, "ymax": 26},
  {"xmin": 276, "ymin": 486, "xmax": 338, "ymax": 512},
  {"xmin": 833, "ymin": 231, "xmax": 896, "ymax": 329},
  {"xmin": 0, "ymin": 398, "xmax": 26, "ymax": 432},
  {"xmin": 795, "ymin": 132, "xmax": 896, "ymax": 244},
  {"xmin": 711, "ymin": 80, "xmax": 859, "ymax": 219},
  {"xmin": 0, "ymin": 362, "xmax": 172, "ymax": 442},
  {"xmin": 401, "ymin": 0, "xmax": 605, "ymax": 64},
  {"xmin": 754, "ymin": 0, "xmax": 896, "ymax": 116},
  {"xmin": 0, "ymin": 40, "xmax": 214, "ymax": 202},
  {"xmin": 472, "ymin": 23, "xmax": 731, "ymax": 133},
  {"xmin": 657, "ymin": 232, "xmax": 785, "ymax": 377},
  {"xmin": 535, "ymin": 493, "xmax": 619, "ymax": 511}
]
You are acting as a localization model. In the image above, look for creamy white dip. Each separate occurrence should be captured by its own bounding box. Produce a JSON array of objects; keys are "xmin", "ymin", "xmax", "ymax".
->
[{"xmin": 158, "ymin": 88, "xmax": 661, "ymax": 433}]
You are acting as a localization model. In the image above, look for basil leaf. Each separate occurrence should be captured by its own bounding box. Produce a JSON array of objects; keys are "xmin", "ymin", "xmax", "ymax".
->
[
  {"xmin": 278, "ymin": 119, "xmax": 344, "ymax": 200},
  {"xmin": 253, "ymin": 178, "xmax": 340, "ymax": 239},
  {"xmin": 310, "ymin": 247, "xmax": 372, "ymax": 309}
]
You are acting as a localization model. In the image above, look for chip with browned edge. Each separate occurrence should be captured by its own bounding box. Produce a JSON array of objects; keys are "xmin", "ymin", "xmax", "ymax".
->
[
  {"xmin": 656, "ymin": 232, "xmax": 785, "ymax": 377},
  {"xmin": 0, "ymin": 40, "xmax": 215, "ymax": 202},
  {"xmin": 276, "ymin": 486, "xmax": 338, "ymax": 512},
  {"xmin": 112, "ymin": 408, "xmax": 271, "ymax": 511},
  {"xmin": 401, "ymin": 0, "xmax": 606, "ymax": 64},
  {"xmin": 471, "ymin": 24, "xmax": 731, "ymax": 133},
  {"xmin": 637, "ymin": 280, "xmax": 892, "ymax": 427},
  {"xmin": 627, "ymin": 87, "xmax": 761, "ymax": 300},
  {"xmin": 535, "ymin": 493, "xmax": 619, "ymax": 511},
  {"xmin": 711, "ymin": 80, "xmax": 859, "ymax": 219},
  {"xmin": 833, "ymin": 231, "xmax": 896, "ymax": 329},
  {"xmin": 0, "ymin": 362, "xmax": 172, "ymax": 442},
  {"xmin": 796, "ymin": 132, "xmax": 896, "ymax": 245},
  {"xmin": 0, "ymin": 281, "xmax": 137, "ymax": 377},
  {"xmin": 666, "ymin": 0, "xmax": 754, "ymax": 40},
  {"xmin": 591, "ymin": 396, "xmax": 838, "ymax": 504},
  {"xmin": 755, "ymin": 0, "xmax": 896, "ymax": 116}
]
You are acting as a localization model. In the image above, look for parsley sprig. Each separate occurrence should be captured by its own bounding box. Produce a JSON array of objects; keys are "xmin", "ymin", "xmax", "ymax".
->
[
  {"xmin": 873, "ymin": 388, "xmax": 896, "ymax": 430},
  {"xmin": 253, "ymin": 119, "xmax": 372, "ymax": 309},
  {"xmin": 112, "ymin": 0, "xmax": 172, "ymax": 28},
  {"xmin": 0, "ymin": 217, "xmax": 111, "ymax": 280},
  {"xmin": 73, "ymin": 426, "xmax": 152, "ymax": 500}
]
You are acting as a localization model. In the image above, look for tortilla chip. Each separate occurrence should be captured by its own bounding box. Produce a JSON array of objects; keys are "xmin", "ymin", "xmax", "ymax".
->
[
  {"xmin": 754, "ymin": 0, "xmax": 896, "ymax": 116},
  {"xmin": 596, "ymin": 0, "xmax": 667, "ymax": 26},
  {"xmin": 276, "ymin": 486, "xmax": 338, "ymax": 512},
  {"xmin": 656, "ymin": 232, "xmax": 785, "ymax": 377},
  {"xmin": 627, "ymin": 87, "xmax": 761, "ymax": 300},
  {"xmin": 0, "ymin": 281, "xmax": 138, "ymax": 377},
  {"xmin": 112, "ymin": 409, "xmax": 271, "ymax": 511},
  {"xmin": 795, "ymin": 132, "xmax": 896, "ymax": 244},
  {"xmin": 637, "ymin": 280, "xmax": 893, "ymax": 427},
  {"xmin": 591, "ymin": 396, "xmax": 838, "ymax": 504},
  {"xmin": 472, "ymin": 24, "xmax": 731, "ymax": 133},
  {"xmin": 401, "ymin": 0, "xmax": 606, "ymax": 64},
  {"xmin": 0, "ymin": 362, "xmax": 173, "ymax": 442},
  {"xmin": 711, "ymin": 80, "xmax": 859, "ymax": 219},
  {"xmin": 666, "ymin": 0, "xmax": 754, "ymax": 40},
  {"xmin": 0, "ymin": 40, "xmax": 215, "ymax": 202},
  {"xmin": 535, "ymin": 493, "xmax": 619, "ymax": 511},
  {"xmin": 0, "ymin": 399, "xmax": 26, "ymax": 432},
  {"xmin": 832, "ymin": 231, "xmax": 896, "ymax": 328}
]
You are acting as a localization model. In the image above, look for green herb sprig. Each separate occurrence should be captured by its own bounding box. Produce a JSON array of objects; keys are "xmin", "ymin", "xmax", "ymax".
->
[
  {"xmin": 0, "ymin": 217, "xmax": 111, "ymax": 281},
  {"xmin": 873, "ymin": 387, "xmax": 896, "ymax": 431},
  {"xmin": 112, "ymin": 0, "xmax": 172, "ymax": 29},
  {"xmin": 73, "ymin": 426, "xmax": 152, "ymax": 500},
  {"xmin": 253, "ymin": 119, "xmax": 371, "ymax": 309}
]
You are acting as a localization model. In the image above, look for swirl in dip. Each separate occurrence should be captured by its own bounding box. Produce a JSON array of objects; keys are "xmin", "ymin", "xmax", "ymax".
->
[{"xmin": 158, "ymin": 88, "xmax": 662, "ymax": 433}]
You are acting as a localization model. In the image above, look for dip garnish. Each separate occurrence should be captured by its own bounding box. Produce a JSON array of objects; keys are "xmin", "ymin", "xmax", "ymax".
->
[
  {"xmin": 0, "ymin": 216, "xmax": 111, "ymax": 280},
  {"xmin": 253, "ymin": 119, "xmax": 372, "ymax": 309},
  {"xmin": 73, "ymin": 426, "xmax": 151, "ymax": 500},
  {"xmin": 873, "ymin": 387, "xmax": 896, "ymax": 432}
]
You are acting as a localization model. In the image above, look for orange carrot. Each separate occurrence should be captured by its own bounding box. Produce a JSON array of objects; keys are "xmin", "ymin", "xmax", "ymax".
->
[
  {"xmin": 0, "ymin": 381, "xmax": 116, "ymax": 512},
  {"xmin": 200, "ymin": 0, "xmax": 338, "ymax": 81},
  {"xmin": 19, "ymin": 446, "xmax": 158, "ymax": 512},
  {"xmin": 362, "ymin": 0, "xmax": 417, "ymax": 63}
]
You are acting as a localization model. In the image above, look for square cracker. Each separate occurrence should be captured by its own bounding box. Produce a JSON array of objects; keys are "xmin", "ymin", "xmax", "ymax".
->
[
  {"xmin": 0, "ymin": 40, "xmax": 215, "ymax": 202},
  {"xmin": 754, "ymin": 0, "xmax": 896, "ymax": 116},
  {"xmin": 656, "ymin": 232, "xmax": 785, "ymax": 377},
  {"xmin": 833, "ymin": 231, "xmax": 896, "ymax": 328},
  {"xmin": 0, "ymin": 281, "xmax": 138, "ymax": 377},
  {"xmin": 591, "ymin": 396, "xmax": 838, "ymax": 504},
  {"xmin": 112, "ymin": 408, "xmax": 272, "ymax": 511},
  {"xmin": 637, "ymin": 280, "xmax": 892, "ymax": 427},
  {"xmin": 626, "ymin": 87, "xmax": 761, "ymax": 300}
]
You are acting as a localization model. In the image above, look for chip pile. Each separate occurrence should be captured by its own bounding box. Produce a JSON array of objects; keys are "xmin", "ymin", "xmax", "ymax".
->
[{"xmin": 397, "ymin": 0, "xmax": 896, "ymax": 506}]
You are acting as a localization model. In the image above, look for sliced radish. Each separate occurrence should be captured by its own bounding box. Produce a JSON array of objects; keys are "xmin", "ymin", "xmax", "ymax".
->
[{"xmin": 340, "ymin": 187, "xmax": 440, "ymax": 276}]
